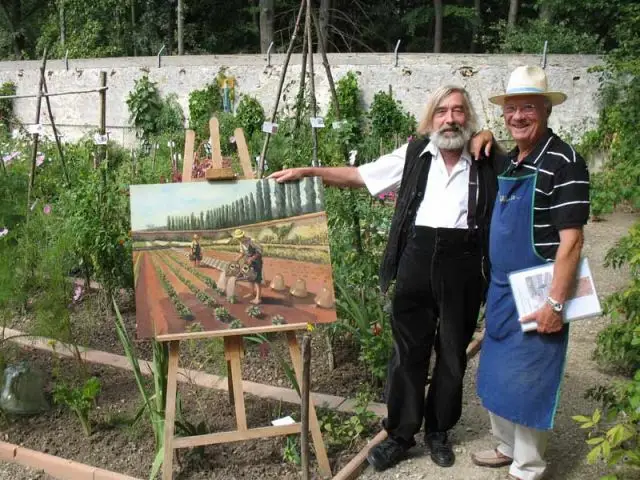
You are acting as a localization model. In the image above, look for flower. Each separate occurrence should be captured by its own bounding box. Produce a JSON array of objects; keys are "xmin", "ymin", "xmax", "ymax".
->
[
  {"xmin": 0, "ymin": 228, "xmax": 8, "ymax": 238},
  {"xmin": 372, "ymin": 323, "xmax": 382, "ymax": 336},
  {"xmin": 72, "ymin": 285, "xmax": 83, "ymax": 302},
  {"xmin": 118, "ymin": 239, "xmax": 125, "ymax": 246},
  {"xmin": 229, "ymin": 136, "xmax": 236, "ymax": 144},
  {"xmin": 43, "ymin": 204, "xmax": 52, "ymax": 215},
  {"xmin": 407, "ymin": 135, "xmax": 414, "ymax": 142},
  {"xmin": 35, "ymin": 153, "xmax": 45, "ymax": 167},
  {"xmin": 306, "ymin": 322, "xmax": 315, "ymax": 332}
]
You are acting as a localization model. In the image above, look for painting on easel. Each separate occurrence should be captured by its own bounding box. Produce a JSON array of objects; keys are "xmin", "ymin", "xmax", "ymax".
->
[{"xmin": 130, "ymin": 178, "xmax": 337, "ymax": 339}]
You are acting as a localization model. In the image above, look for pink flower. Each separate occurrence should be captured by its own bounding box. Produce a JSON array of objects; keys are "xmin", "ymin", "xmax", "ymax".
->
[
  {"xmin": 36, "ymin": 154, "xmax": 45, "ymax": 167},
  {"xmin": 72, "ymin": 285, "xmax": 83, "ymax": 302},
  {"xmin": 43, "ymin": 204, "xmax": 52, "ymax": 215},
  {"xmin": 407, "ymin": 136, "xmax": 414, "ymax": 142},
  {"xmin": 2, "ymin": 151, "xmax": 19, "ymax": 165}
]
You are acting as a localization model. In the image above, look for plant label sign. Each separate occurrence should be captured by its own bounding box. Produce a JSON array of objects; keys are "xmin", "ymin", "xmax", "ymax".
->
[
  {"xmin": 93, "ymin": 133, "xmax": 109, "ymax": 145},
  {"xmin": 310, "ymin": 117, "xmax": 325, "ymax": 129},
  {"xmin": 130, "ymin": 178, "xmax": 337, "ymax": 340},
  {"xmin": 261, "ymin": 122, "xmax": 278, "ymax": 134},
  {"xmin": 28, "ymin": 124, "xmax": 44, "ymax": 135}
]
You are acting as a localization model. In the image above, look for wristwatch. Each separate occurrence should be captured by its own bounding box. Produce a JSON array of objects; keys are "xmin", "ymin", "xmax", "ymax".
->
[{"xmin": 546, "ymin": 296, "xmax": 564, "ymax": 313}]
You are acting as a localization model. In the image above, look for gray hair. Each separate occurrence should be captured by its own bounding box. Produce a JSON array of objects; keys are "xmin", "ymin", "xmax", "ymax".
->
[{"xmin": 417, "ymin": 85, "xmax": 479, "ymax": 136}]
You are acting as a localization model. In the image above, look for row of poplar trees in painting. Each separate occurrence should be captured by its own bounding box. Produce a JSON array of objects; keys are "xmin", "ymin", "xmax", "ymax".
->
[{"xmin": 165, "ymin": 178, "xmax": 325, "ymax": 231}]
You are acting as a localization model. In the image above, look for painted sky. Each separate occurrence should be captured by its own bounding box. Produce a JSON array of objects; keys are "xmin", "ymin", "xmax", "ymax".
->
[{"xmin": 130, "ymin": 179, "xmax": 316, "ymax": 230}]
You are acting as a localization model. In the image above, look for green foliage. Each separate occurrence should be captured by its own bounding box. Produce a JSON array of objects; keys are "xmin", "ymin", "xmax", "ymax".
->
[
  {"xmin": 282, "ymin": 435, "xmax": 301, "ymax": 465},
  {"xmin": 127, "ymin": 77, "xmax": 184, "ymax": 143},
  {"xmin": 235, "ymin": 96, "xmax": 265, "ymax": 139},
  {"xmin": 494, "ymin": 19, "xmax": 602, "ymax": 54},
  {"xmin": 188, "ymin": 82, "xmax": 223, "ymax": 139},
  {"xmin": 0, "ymin": 81, "xmax": 16, "ymax": 132},
  {"xmin": 271, "ymin": 314, "xmax": 285, "ymax": 325},
  {"xmin": 326, "ymin": 71, "xmax": 364, "ymax": 144},
  {"xmin": 246, "ymin": 305, "xmax": 262, "ymax": 318},
  {"xmin": 320, "ymin": 389, "xmax": 377, "ymax": 448},
  {"xmin": 369, "ymin": 91, "xmax": 417, "ymax": 150},
  {"xmin": 214, "ymin": 306, "xmax": 231, "ymax": 322},
  {"xmin": 53, "ymin": 377, "xmax": 101, "ymax": 436},
  {"xmin": 594, "ymin": 222, "xmax": 640, "ymax": 374}
]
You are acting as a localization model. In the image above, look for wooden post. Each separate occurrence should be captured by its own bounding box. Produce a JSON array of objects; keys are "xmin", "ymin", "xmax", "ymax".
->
[
  {"xmin": 258, "ymin": 0, "xmax": 306, "ymax": 178},
  {"xmin": 97, "ymin": 71, "xmax": 107, "ymax": 167},
  {"xmin": 27, "ymin": 51, "xmax": 48, "ymax": 210},
  {"xmin": 300, "ymin": 334, "xmax": 311, "ymax": 480},
  {"xmin": 162, "ymin": 341, "xmax": 180, "ymax": 480},
  {"xmin": 294, "ymin": 11, "xmax": 309, "ymax": 131},
  {"xmin": 40, "ymin": 72, "xmax": 70, "ymax": 185},
  {"xmin": 181, "ymin": 130, "xmax": 196, "ymax": 182},
  {"xmin": 305, "ymin": 0, "xmax": 319, "ymax": 167}
]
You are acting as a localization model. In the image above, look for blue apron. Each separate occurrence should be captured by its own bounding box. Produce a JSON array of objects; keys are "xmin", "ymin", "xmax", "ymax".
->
[{"xmin": 477, "ymin": 158, "xmax": 569, "ymax": 430}]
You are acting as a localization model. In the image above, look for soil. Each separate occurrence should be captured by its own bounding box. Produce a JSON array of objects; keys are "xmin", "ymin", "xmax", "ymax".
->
[{"xmin": 0, "ymin": 347, "xmax": 366, "ymax": 479}]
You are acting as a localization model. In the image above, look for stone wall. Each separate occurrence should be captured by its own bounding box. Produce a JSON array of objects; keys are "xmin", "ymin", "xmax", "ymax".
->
[{"xmin": 0, "ymin": 53, "xmax": 602, "ymax": 146}]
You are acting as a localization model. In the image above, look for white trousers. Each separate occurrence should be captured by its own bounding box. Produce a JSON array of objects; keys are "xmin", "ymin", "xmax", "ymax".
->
[{"xmin": 490, "ymin": 412, "xmax": 550, "ymax": 480}]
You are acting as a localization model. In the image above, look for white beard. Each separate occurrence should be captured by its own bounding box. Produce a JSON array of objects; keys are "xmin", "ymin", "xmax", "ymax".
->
[{"xmin": 431, "ymin": 125, "xmax": 473, "ymax": 151}]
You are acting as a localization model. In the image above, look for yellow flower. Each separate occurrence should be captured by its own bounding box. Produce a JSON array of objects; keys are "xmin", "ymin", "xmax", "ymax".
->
[{"xmin": 306, "ymin": 323, "xmax": 315, "ymax": 332}]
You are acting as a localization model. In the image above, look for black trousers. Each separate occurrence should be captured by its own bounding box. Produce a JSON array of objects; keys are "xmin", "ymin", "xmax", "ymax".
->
[{"xmin": 384, "ymin": 226, "xmax": 484, "ymax": 447}]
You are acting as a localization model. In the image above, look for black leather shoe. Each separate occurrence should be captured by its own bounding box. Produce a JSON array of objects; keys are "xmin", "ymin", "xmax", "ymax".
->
[
  {"xmin": 366, "ymin": 438, "xmax": 409, "ymax": 471},
  {"xmin": 425, "ymin": 431, "xmax": 455, "ymax": 467}
]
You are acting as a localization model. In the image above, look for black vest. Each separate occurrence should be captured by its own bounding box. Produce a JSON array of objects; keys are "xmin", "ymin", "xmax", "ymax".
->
[{"xmin": 379, "ymin": 137, "xmax": 497, "ymax": 293}]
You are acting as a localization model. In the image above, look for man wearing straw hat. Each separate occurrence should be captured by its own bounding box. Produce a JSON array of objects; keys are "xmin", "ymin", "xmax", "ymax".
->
[
  {"xmin": 270, "ymin": 86, "xmax": 496, "ymax": 471},
  {"xmin": 471, "ymin": 66, "xmax": 590, "ymax": 480}
]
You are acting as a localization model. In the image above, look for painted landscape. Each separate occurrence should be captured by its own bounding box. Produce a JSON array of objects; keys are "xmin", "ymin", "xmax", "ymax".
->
[{"xmin": 130, "ymin": 178, "xmax": 337, "ymax": 339}]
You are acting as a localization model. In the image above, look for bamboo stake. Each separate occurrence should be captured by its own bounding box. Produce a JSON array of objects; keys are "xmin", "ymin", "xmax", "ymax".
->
[
  {"xmin": 258, "ymin": 0, "xmax": 306, "ymax": 178},
  {"xmin": 294, "ymin": 13, "xmax": 309, "ymax": 131},
  {"xmin": 305, "ymin": 0, "xmax": 319, "ymax": 167},
  {"xmin": 40, "ymin": 72, "xmax": 70, "ymax": 185},
  {"xmin": 0, "ymin": 87, "xmax": 108, "ymax": 100},
  {"xmin": 96, "ymin": 72, "xmax": 107, "ymax": 167},
  {"xmin": 300, "ymin": 334, "xmax": 311, "ymax": 480},
  {"xmin": 26, "ymin": 50, "xmax": 48, "ymax": 211}
]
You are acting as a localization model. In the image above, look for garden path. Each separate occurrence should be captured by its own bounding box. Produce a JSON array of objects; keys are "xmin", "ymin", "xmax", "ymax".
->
[{"xmin": 360, "ymin": 211, "xmax": 638, "ymax": 480}]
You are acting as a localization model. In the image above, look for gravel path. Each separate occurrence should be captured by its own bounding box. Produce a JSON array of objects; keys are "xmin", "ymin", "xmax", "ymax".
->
[{"xmin": 361, "ymin": 211, "xmax": 638, "ymax": 480}]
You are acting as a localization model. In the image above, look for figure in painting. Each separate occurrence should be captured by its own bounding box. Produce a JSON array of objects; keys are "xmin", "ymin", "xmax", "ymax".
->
[
  {"xmin": 190, "ymin": 234, "xmax": 202, "ymax": 267},
  {"xmin": 233, "ymin": 229, "xmax": 263, "ymax": 305}
]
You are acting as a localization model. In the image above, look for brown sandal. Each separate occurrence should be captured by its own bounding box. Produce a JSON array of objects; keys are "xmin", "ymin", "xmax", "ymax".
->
[{"xmin": 471, "ymin": 448, "xmax": 513, "ymax": 468}]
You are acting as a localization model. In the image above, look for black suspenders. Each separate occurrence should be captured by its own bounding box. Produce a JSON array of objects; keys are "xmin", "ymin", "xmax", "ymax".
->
[{"xmin": 467, "ymin": 160, "xmax": 479, "ymax": 230}]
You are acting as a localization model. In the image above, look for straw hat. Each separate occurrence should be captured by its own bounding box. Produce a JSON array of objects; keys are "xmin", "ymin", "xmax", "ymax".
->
[
  {"xmin": 232, "ymin": 229, "xmax": 245, "ymax": 239},
  {"xmin": 489, "ymin": 65, "xmax": 567, "ymax": 106}
]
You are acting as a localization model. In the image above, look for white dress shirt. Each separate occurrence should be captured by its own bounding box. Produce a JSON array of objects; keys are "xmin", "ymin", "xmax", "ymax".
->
[{"xmin": 358, "ymin": 141, "xmax": 473, "ymax": 229}]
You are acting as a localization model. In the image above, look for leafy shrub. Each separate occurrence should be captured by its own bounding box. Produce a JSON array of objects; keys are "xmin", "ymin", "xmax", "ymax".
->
[
  {"xmin": 235, "ymin": 96, "xmax": 265, "ymax": 139},
  {"xmin": 229, "ymin": 318, "xmax": 244, "ymax": 329},
  {"xmin": 188, "ymin": 82, "xmax": 223, "ymax": 139},
  {"xmin": 369, "ymin": 91, "xmax": 416, "ymax": 149},
  {"xmin": 246, "ymin": 305, "xmax": 262, "ymax": 318},
  {"xmin": 271, "ymin": 314, "xmax": 285, "ymax": 325},
  {"xmin": 0, "ymin": 81, "xmax": 16, "ymax": 131},
  {"xmin": 53, "ymin": 377, "xmax": 101, "ymax": 436},
  {"xmin": 215, "ymin": 306, "xmax": 232, "ymax": 322}
]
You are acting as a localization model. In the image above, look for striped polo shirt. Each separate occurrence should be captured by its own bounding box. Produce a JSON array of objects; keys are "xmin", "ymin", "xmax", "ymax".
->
[{"xmin": 493, "ymin": 129, "xmax": 590, "ymax": 260}]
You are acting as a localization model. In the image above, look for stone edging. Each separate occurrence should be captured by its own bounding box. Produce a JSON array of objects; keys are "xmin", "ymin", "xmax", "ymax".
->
[{"xmin": 0, "ymin": 440, "xmax": 141, "ymax": 480}]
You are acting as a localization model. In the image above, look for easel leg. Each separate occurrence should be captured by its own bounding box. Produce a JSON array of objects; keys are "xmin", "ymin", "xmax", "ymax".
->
[
  {"xmin": 286, "ymin": 332, "xmax": 331, "ymax": 478},
  {"xmin": 162, "ymin": 341, "xmax": 180, "ymax": 480},
  {"xmin": 224, "ymin": 336, "xmax": 247, "ymax": 431},
  {"xmin": 226, "ymin": 359, "xmax": 235, "ymax": 406}
]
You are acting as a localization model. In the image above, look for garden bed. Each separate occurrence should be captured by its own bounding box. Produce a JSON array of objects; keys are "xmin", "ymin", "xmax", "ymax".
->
[
  {"xmin": 0, "ymin": 346, "xmax": 370, "ymax": 479},
  {"xmin": 8, "ymin": 289, "xmax": 384, "ymax": 402}
]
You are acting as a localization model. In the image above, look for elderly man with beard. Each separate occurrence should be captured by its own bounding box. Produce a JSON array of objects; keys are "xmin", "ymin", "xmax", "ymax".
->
[{"xmin": 270, "ymin": 86, "xmax": 497, "ymax": 471}]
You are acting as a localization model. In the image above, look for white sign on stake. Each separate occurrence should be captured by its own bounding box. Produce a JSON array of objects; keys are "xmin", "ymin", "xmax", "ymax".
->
[
  {"xmin": 310, "ymin": 117, "xmax": 325, "ymax": 128},
  {"xmin": 261, "ymin": 122, "xmax": 278, "ymax": 134},
  {"xmin": 28, "ymin": 124, "xmax": 44, "ymax": 135},
  {"xmin": 93, "ymin": 133, "xmax": 109, "ymax": 145}
]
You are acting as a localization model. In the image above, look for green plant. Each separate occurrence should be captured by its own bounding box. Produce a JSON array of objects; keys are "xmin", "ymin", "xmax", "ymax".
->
[
  {"xmin": 188, "ymin": 82, "xmax": 223, "ymax": 139},
  {"xmin": 320, "ymin": 389, "xmax": 377, "ymax": 448},
  {"xmin": 53, "ymin": 377, "xmax": 101, "ymax": 436},
  {"xmin": 594, "ymin": 222, "xmax": 640, "ymax": 374},
  {"xmin": 235, "ymin": 96, "xmax": 265, "ymax": 139},
  {"xmin": 0, "ymin": 81, "xmax": 16, "ymax": 132},
  {"xmin": 229, "ymin": 318, "xmax": 244, "ymax": 329},
  {"xmin": 246, "ymin": 305, "xmax": 262, "ymax": 318},
  {"xmin": 113, "ymin": 297, "xmax": 167, "ymax": 479},
  {"xmin": 335, "ymin": 282, "xmax": 393, "ymax": 384},
  {"xmin": 126, "ymin": 76, "xmax": 163, "ymax": 141},
  {"xmin": 282, "ymin": 435, "xmax": 301, "ymax": 465},
  {"xmin": 369, "ymin": 91, "xmax": 416, "ymax": 149},
  {"xmin": 271, "ymin": 314, "xmax": 285, "ymax": 325},
  {"xmin": 215, "ymin": 306, "xmax": 232, "ymax": 322}
]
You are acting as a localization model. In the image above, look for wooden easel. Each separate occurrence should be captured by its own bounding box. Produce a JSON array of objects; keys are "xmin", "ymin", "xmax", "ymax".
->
[{"xmin": 160, "ymin": 118, "xmax": 331, "ymax": 479}]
